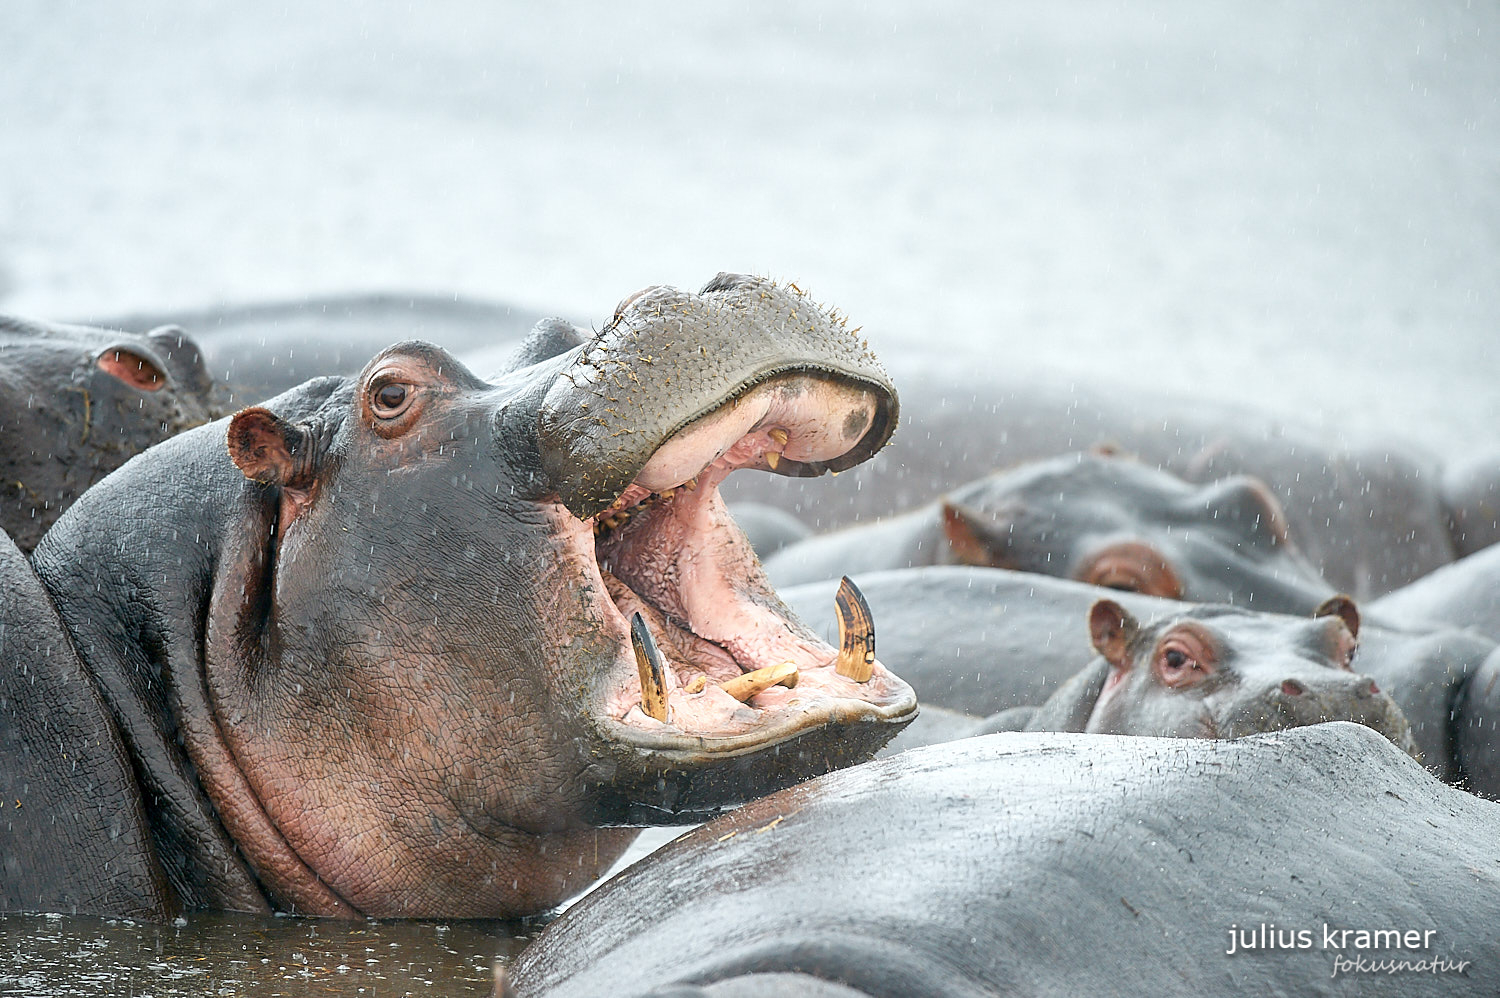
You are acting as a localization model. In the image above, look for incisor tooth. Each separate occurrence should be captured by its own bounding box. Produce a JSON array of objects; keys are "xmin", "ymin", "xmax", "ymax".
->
[
  {"xmin": 766, "ymin": 451, "xmax": 781, "ymax": 470},
  {"xmin": 720, "ymin": 662, "xmax": 800, "ymax": 702},
  {"xmin": 768, "ymin": 428, "xmax": 790, "ymax": 446},
  {"xmin": 630, "ymin": 612, "xmax": 670, "ymax": 723},
  {"xmin": 683, "ymin": 675, "xmax": 708, "ymax": 694},
  {"xmin": 835, "ymin": 576, "xmax": 875, "ymax": 682}
]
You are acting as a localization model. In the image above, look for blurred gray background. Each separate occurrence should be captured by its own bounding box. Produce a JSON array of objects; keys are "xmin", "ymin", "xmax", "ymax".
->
[{"xmin": 2, "ymin": 1, "xmax": 1495, "ymax": 454}]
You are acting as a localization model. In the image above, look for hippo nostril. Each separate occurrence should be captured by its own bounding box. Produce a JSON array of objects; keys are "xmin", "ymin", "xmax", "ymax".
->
[
  {"xmin": 1365, "ymin": 679, "xmax": 1380, "ymax": 697},
  {"xmin": 1280, "ymin": 680, "xmax": 1306, "ymax": 697}
]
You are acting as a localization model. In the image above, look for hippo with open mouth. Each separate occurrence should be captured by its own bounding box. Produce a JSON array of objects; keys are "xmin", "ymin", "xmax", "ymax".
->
[{"xmin": 22, "ymin": 274, "xmax": 915, "ymax": 920}]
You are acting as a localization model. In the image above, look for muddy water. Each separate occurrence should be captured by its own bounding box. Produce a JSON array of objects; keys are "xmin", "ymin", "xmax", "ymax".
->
[{"xmin": 0, "ymin": 912, "xmax": 534, "ymax": 996}]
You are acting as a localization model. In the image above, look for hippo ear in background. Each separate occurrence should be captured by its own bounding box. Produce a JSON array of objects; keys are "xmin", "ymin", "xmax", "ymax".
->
[
  {"xmin": 143, "ymin": 324, "xmax": 216, "ymax": 400},
  {"xmin": 940, "ymin": 501, "xmax": 1009, "ymax": 567},
  {"xmin": 226, "ymin": 407, "xmax": 321, "ymax": 494},
  {"xmin": 96, "ymin": 343, "xmax": 169, "ymax": 392},
  {"xmin": 1193, "ymin": 474, "xmax": 1294, "ymax": 550},
  {"xmin": 495, "ymin": 318, "xmax": 590, "ymax": 375},
  {"xmin": 1088, "ymin": 599, "xmax": 1139, "ymax": 670},
  {"xmin": 1313, "ymin": 594, "xmax": 1361, "ymax": 640}
]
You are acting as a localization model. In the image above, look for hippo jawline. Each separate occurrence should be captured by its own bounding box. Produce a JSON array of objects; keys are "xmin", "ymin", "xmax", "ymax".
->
[{"xmin": 558, "ymin": 371, "xmax": 916, "ymax": 768}]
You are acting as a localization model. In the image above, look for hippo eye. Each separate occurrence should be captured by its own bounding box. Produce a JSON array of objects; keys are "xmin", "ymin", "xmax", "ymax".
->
[
  {"xmin": 1164, "ymin": 649, "xmax": 1189, "ymax": 671},
  {"xmin": 372, "ymin": 382, "xmax": 412, "ymax": 417}
]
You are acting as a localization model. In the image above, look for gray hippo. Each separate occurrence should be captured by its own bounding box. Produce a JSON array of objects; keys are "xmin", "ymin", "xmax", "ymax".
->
[
  {"xmin": 98, "ymin": 292, "xmax": 543, "ymax": 405},
  {"xmin": 1371, "ymin": 542, "xmax": 1500, "ymax": 645},
  {"xmin": 19, "ymin": 274, "xmax": 916, "ymax": 920},
  {"xmin": 507, "ymin": 724, "xmax": 1500, "ymax": 997},
  {"xmin": 780, "ymin": 568, "xmax": 1498, "ymax": 790},
  {"xmin": 728, "ymin": 373, "xmax": 1455, "ymax": 598},
  {"xmin": 0, "ymin": 315, "xmax": 223, "ymax": 551},
  {"xmin": 1440, "ymin": 449, "xmax": 1500, "ymax": 557},
  {"xmin": 764, "ymin": 452, "xmax": 1337, "ymax": 615},
  {"xmin": 975, "ymin": 598, "xmax": 1417, "ymax": 760}
]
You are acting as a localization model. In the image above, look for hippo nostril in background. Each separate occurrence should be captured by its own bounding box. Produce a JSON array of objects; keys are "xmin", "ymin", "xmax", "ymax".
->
[
  {"xmin": 1280, "ymin": 680, "xmax": 1306, "ymax": 697},
  {"xmin": 1364, "ymin": 678, "xmax": 1380, "ymax": 697}
]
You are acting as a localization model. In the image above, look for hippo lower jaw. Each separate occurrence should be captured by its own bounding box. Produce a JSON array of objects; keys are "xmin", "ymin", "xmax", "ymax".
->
[{"xmin": 553, "ymin": 372, "xmax": 915, "ymax": 816}]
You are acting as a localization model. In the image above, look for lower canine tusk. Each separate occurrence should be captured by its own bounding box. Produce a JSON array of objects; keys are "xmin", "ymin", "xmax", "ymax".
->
[
  {"xmin": 631, "ymin": 612, "xmax": 671, "ymax": 723},
  {"xmin": 766, "ymin": 451, "xmax": 781, "ymax": 470},
  {"xmin": 720, "ymin": 662, "xmax": 799, "ymax": 702},
  {"xmin": 835, "ymin": 576, "xmax": 876, "ymax": 682}
]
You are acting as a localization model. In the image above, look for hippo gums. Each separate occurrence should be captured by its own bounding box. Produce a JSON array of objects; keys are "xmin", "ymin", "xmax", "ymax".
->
[
  {"xmin": 764, "ymin": 452, "xmax": 1336, "ymax": 615},
  {"xmin": 990, "ymin": 596, "xmax": 1418, "ymax": 756},
  {"xmin": 25, "ymin": 274, "xmax": 916, "ymax": 920},
  {"xmin": 0, "ymin": 315, "xmax": 222, "ymax": 551}
]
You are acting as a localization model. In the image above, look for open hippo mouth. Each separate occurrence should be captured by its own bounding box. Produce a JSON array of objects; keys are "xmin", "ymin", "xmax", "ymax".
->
[{"xmin": 538, "ymin": 277, "xmax": 916, "ymax": 821}]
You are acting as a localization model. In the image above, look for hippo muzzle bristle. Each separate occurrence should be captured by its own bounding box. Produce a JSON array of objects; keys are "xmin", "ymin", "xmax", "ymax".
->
[
  {"xmin": 720, "ymin": 662, "xmax": 800, "ymax": 703},
  {"xmin": 631, "ymin": 612, "xmax": 671, "ymax": 723},
  {"xmin": 835, "ymin": 576, "xmax": 876, "ymax": 683}
]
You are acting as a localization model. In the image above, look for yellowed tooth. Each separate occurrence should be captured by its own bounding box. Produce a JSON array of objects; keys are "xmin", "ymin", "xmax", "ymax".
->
[
  {"xmin": 683, "ymin": 675, "xmax": 708, "ymax": 694},
  {"xmin": 720, "ymin": 662, "xmax": 800, "ymax": 702},
  {"xmin": 835, "ymin": 576, "xmax": 875, "ymax": 682},
  {"xmin": 684, "ymin": 477, "xmax": 699, "ymax": 491},
  {"xmin": 768, "ymin": 428, "xmax": 790, "ymax": 446},
  {"xmin": 630, "ymin": 612, "xmax": 670, "ymax": 723},
  {"xmin": 766, "ymin": 451, "xmax": 781, "ymax": 470}
]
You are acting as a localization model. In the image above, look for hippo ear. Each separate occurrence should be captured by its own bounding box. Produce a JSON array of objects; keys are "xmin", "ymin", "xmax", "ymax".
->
[
  {"xmin": 226, "ymin": 407, "xmax": 320, "ymax": 493},
  {"xmin": 1314, "ymin": 594, "xmax": 1360, "ymax": 640},
  {"xmin": 1195, "ymin": 475, "xmax": 1293, "ymax": 550},
  {"xmin": 940, "ymin": 501, "xmax": 1007, "ymax": 567},
  {"xmin": 96, "ymin": 344, "xmax": 169, "ymax": 392},
  {"xmin": 1088, "ymin": 599, "xmax": 1139, "ymax": 670}
]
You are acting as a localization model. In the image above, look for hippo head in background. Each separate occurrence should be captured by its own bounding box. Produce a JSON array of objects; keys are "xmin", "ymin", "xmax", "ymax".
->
[
  {"xmin": 1045, "ymin": 595, "xmax": 1418, "ymax": 753},
  {"xmin": 0, "ymin": 315, "xmax": 222, "ymax": 550},
  {"xmin": 937, "ymin": 452, "xmax": 1337, "ymax": 614},
  {"xmin": 32, "ymin": 273, "xmax": 915, "ymax": 920}
]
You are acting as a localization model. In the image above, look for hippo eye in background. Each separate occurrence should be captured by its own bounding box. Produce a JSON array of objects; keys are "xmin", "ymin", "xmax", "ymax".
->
[{"xmin": 1076, "ymin": 542, "xmax": 1184, "ymax": 600}]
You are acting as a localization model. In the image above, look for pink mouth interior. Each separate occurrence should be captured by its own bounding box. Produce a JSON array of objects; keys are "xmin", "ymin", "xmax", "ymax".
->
[{"xmin": 562, "ymin": 374, "xmax": 909, "ymax": 737}]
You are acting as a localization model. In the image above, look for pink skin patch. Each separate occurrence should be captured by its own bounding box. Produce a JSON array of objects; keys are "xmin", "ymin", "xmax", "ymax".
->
[
  {"xmin": 97, "ymin": 349, "xmax": 167, "ymax": 391},
  {"xmin": 553, "ymin": 376, "xmax": 905, "ymax": 738}
]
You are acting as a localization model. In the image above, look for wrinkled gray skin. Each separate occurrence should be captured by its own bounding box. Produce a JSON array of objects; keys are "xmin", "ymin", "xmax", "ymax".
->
[
  {"xmin": 1371, "ymin": 544, "xmax": 1500, "ymax": 644},
  {"xmin": 975, "ymin": 600, "xmax": 1417, "ymax": 762},
  {"xmin": 24, "ymin": 274, "xmax": 914, "ymax": 920},
  {"xmin": 780, "ymin": 567, "xmax": 1499, "ymax": 791},
  {"xmin": 765, "ymin": 452, "xmax": 1337, "ymax": 615},
  {"xmin": 511, "ymin": 725, "xmax": 1500, "ymax": 998},
  {"xmin": 0, "ymin": 527, "xmax": 163, "ymax": 915},
  {"xmin": 728, "ymin": 373, "xmax": 1455, "ymax": 598},
  {"xmin": 98, "ymin": 292, "xmax": 542, "ymax": 405},
  {"xmin": 0, "ymin": 315, "xmax": 223, "ymax": 551}
]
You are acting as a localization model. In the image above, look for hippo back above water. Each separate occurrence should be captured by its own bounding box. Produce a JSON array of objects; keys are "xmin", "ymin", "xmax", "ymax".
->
[
  {"xmin": 22, "ymin": 274, "xmax": 917, "ymax": 920},
  {"xmin": 765, "ymin": 452, "xmax": 1336, "ymax": 615},
  {"xmin": 0, "ymin": 315, "xmax": 222, "ymax": 550}
]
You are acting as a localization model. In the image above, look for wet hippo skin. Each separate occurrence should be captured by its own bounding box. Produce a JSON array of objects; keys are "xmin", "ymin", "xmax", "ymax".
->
[
  {"xmin": 729, "ymin": 374, "xmax": 1455, "ymax": 599},
  {"xmin": 781, "ymin": 567, "xmax": 1497, "ymax": 789},
  {"xmin": 764, "ymin": 452, "xmax": 1338, "ymax": 615},
  {"xmin": 979, "ymin": 597, "xmax": 1416, "ymax": 760},
  {"xmin": 20, "ymin": 275, "xmax": 917, "ymax": 920},
  {"xmin": 0, "ymin": 315, "xmax": 223, "ymax": 551},
  {"xmin": 510, "ymin": 724, "xmax": 1500, "ymax": 998}
]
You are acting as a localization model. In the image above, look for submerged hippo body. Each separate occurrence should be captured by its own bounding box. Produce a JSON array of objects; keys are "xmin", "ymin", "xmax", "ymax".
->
[
  {"xmin": 730, "ymin": 374, "xmax": 1454, "ymax": 597},
  {"xmin": 981, "ymin": 598, "xmax": 1416, "ymax": 760},
  {"xmin": 511, "ymin": 725, "xmax": 1500, "ymax": 998},
  {"xmin": 23, "ymin": 275, "xmax": 916, "ymax": 920},
  {"xmin": 780, "ymin": 568, "xmax": 1497, "ymax": 788},
  {"xmin": 764, "ymin": 452, "xmax": 1336, "ymax": 615},
  {"xmin": 0, "ymin": 315, "xmax": 222, "ymax": 551},
  {"xmin": 1371, "ymin": 543, "xmax": 1500, "ymax": 645}
]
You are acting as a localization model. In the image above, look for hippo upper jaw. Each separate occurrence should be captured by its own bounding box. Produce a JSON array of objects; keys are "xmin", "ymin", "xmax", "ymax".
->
[{"xmin": 542, "ymin": 368, "xmax": 916, "ymax": 822}]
